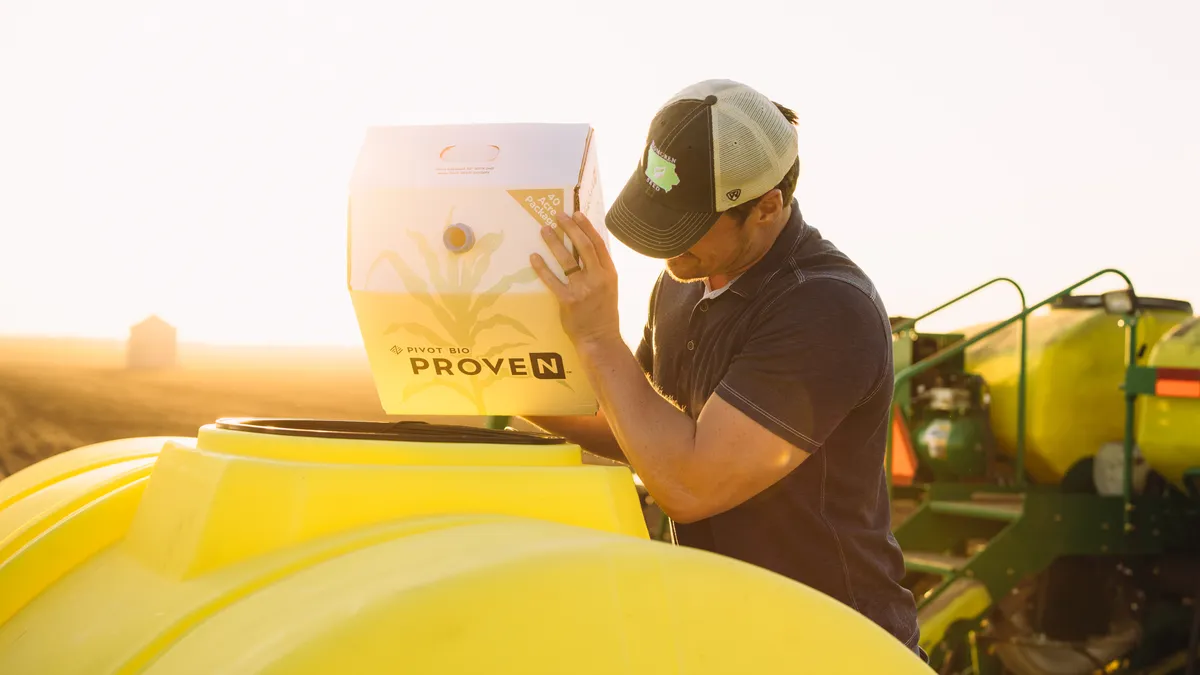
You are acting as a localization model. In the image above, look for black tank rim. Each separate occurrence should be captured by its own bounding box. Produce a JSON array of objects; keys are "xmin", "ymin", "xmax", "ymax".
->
[
  {"xmin": 212, "ymin": 417, "xmax": 568, "ymax": 445},
  {"xmin": 1052, "ymin": 294, "xmax": 1193, "ymax": 314}
]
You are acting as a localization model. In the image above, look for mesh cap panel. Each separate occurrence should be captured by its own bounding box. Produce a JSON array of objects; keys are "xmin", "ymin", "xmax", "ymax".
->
[
  {"xmin": 713, "ymin": 110, "xmax": 773, "ymax": 196},
  {"xmin": 712, "ymin": 84, "xmax": 798, "ymax": 211}
]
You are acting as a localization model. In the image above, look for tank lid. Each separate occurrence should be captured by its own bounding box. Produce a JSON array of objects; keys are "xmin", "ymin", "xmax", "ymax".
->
[
  {"xmin": 1052, "ymin": 294, "xmax": 1193, "ymax": 314},
  {"xmin": 213, "ymin": 418, "xmax": 567, "ymax": 445}
]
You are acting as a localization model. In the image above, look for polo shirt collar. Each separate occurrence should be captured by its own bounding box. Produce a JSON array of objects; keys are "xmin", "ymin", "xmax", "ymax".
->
[{"xmin": 725, "ymin": 200, "xmax": 809, "ymax": 299}]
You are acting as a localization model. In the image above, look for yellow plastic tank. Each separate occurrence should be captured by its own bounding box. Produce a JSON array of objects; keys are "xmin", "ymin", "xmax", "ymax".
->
[
  {"xmin": 962, "ymin": 295, "xmax": 1192, "ymax": 484},
  {"xmin": 0, "ymin": 418, "xmax": 931, "ymax": 674},
  {"xmin": 1137, "ymin": 316, "xmax": 1200, "ymax": 493}
]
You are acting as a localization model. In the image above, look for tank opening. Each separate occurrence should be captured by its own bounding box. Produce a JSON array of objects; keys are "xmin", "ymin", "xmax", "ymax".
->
[{"xmin": 213, "ymin": 418, "xmax": 567, "ymax": 445}]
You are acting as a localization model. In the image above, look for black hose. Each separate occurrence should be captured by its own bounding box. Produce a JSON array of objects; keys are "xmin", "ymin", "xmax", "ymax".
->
[{"xmin": 213, "ymin": 417, "xmax": 568, "ymax": 445}]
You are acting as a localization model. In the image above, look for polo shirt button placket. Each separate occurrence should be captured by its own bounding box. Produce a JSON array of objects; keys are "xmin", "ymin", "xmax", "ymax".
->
[
  {"xmin": 680, "ymin": 297, "xmax": 705, "ymax": 400},
  {"xmin": 689, "ymin": 299, "xmax": 708, "ymax": 351}
]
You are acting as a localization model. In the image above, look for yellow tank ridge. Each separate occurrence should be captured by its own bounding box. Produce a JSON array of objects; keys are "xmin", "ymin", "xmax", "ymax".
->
[
  {"xmin": 962, "ymin": 297, "xmax": 1191, "ymax": 484},
  {"xmin": 1137, "ymin": 316, "xmax": 1200, "ymax": 492},
  {"xmin": 0, "ymin": 419, "xmax": 932, "ymax": 674}
]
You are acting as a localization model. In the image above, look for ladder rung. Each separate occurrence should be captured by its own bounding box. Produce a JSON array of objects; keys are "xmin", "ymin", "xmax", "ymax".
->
[
  {"xmin": 905, "ymin": 551, "xmax": 969, "ymax": 575},
  {"xmin": 929, "ymin": 499, "xmax": 1023, "ymax": 522}
]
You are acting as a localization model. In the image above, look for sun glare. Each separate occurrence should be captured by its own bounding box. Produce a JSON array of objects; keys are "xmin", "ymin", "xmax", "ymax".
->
[{"xmin": 0, "ymin": 1, "xmax": 1196, "ymax": 349}]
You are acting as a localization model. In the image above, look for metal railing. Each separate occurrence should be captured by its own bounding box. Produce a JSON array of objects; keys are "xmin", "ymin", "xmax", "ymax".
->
[
  {"xmin": 889, "ymin": 277, "xmax": 1029, "ymax": 488},
  {"xmin": 886, "ymin": 269, "xmax": 1138, "ymax": 514},
  {"xmin": 890, "ymin": 277, "xmax": 1027, "ymax": 337}
]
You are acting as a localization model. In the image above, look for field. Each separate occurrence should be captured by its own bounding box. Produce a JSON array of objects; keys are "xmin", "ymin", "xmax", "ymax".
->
[{"xmin": 0, "ymin": 335, "xmax": 557, "ymax": 478}]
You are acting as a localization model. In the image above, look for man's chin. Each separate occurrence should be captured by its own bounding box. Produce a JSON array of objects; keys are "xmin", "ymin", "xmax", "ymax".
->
[{"xmin": 665, "ymin": 256, "xmax": 705, "ymax": 282}]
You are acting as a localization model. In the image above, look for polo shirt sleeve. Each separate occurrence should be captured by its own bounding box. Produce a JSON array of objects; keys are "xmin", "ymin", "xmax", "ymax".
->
[{"xmin": 714, "ymin": 278, "xmax": 890, "ymax": 453}]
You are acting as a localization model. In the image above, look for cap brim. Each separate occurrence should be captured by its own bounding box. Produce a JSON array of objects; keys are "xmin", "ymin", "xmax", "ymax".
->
[{"xmin": 604, "ymin": 174, "xmax": 721, "ymax": 259}]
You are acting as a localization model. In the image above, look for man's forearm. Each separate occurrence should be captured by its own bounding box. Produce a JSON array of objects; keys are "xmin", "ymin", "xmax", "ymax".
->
[
  {"xmin": 522, "ymin": 412, "xmax": 626, "ymax": 463},
  {"xmin": 575, "ymin": 336, "xmax": 705, "ymax": 519}
]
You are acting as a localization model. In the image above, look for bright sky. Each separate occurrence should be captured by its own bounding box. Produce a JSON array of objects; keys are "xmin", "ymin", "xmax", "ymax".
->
[{"xmin": 1, "ymin": 0, "xmax": 1197, "ymax": 348}]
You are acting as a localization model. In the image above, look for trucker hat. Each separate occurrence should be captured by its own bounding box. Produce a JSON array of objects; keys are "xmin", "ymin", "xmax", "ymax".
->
[{"xmin": 605, "ymin": 79, "xmax": 800, "ymax": 259}]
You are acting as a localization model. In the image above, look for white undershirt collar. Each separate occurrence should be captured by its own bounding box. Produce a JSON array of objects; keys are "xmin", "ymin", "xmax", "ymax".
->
[{"xmin": 701, "ymin": 273, "xmax": 743, "ymax": 301}]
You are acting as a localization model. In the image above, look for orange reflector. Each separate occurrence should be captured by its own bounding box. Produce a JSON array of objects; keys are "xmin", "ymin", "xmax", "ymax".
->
[
  {"xmin": 1155, "ymin": 368, "xmax": 1200, "ymax": 398},
  {"xmin": 1156, "ymin": 379, "xmax": 1200, "ymax": 398},
  {"xmin": 890, "ymin": 405, "xmax": 917, "ymax": 486}
]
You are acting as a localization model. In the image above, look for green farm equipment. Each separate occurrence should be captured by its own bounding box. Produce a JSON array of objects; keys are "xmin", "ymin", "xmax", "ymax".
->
[
  {"xmin": 489, "ymin": 268, "xmax": 1200, "ymax": 674},
  {"xmin": 887, "ymin": 270, "xmax": 1200, "ymax": 675}
]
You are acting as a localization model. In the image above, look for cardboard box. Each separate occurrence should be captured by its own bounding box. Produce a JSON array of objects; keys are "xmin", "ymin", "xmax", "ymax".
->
[{"xmin": 347, "ymin": 123, "xmax": 607, "ymax": 417}]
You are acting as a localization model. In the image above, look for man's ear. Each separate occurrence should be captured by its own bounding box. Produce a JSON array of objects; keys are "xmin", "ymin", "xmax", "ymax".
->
[{"xmin": 751, "ymin": 189, "xmax": 784, "ymax": 225}]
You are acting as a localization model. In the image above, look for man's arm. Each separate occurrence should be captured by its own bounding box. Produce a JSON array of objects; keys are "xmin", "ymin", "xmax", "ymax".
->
[
  {"xmin": 575, "ymin": 278, "xmax": 888, "ymax": 523},
  {"xmin": 574, "ymin": 337, "xmax": 797, "ymax": 523},
  {"xmin": 527, "ymin": 210, "xmax": 887, "ymax": 524},
  {"xmin": 522, "ymin": 286, "xmax": 660, "ymax": 466},
  {"xmin": 522, "ymin": 409, "xmax": 625, "ymax": 463}
]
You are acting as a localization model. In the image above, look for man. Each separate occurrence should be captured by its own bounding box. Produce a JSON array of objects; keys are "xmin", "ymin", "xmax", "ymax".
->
[{"xmin": 523, "ymin": 78, "xmax": 924, "ymax": 660}]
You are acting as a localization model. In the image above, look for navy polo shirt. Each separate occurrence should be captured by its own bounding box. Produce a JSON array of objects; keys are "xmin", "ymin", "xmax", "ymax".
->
[{"xmin": 634, "ymin": 202, "xmax": 922, "ymax": 653}]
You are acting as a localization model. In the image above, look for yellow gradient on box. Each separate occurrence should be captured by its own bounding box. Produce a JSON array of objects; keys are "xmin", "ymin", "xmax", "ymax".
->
[
  {"xmin": 1137, "ymin": 316, "xmax": 1200, "ymax": 491},
  {"xmin": 0, "ymin": 422, "xmax": 932, "ymax": 674},
  {"xmin": 964, "ymin": 302, "xmax": 1190, "ymax": 483},
  {"xmin": 347, "ymin": 123, "xmax": 608, "ymax": 416},
  {"xmin": 350, "ymin": 288, "xmax": 596, "ymax": 416}
]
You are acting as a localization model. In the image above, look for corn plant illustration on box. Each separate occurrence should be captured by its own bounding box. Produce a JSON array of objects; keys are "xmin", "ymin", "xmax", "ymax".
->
[{"xmin": 348, "ymin": 123, "xmax": 608, "ymax": 416}]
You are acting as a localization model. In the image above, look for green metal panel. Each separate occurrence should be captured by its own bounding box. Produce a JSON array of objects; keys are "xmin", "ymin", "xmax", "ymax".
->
[
  {"xmin": 888, "ymin": 269, "xmax": 1200, "ymax": 675},
  {"xmin": 1125, "ymin": 365, "xmax": 1160, "ymax": 396},
  {"xmin": 897, "ymin": 484, "xmax": 1200, "ymax": 608},
  {"xmin": 894, "ymin": 501, "xmax": 1010, "ymax": 566}
]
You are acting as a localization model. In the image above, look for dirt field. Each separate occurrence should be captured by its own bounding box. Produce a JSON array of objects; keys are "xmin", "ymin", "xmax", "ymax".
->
[{"xmin": 0, "ymin": 336, "xmax": 549, "ymax": 477}]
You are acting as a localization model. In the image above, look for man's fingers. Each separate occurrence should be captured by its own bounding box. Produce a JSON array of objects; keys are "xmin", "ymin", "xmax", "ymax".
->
[
  {"xmin": 573, "ymin": 211, "xmax": 615, "ymax": 270},
  {"xmin": 556, "ymin": 211, "xmax": 603, "ymax": 272},
  {"xmin": 529, "ymin": 254, "xmax": 568, "ymax": 297},
  {"xmin": 540, "ymin": 226, "xmax": 579, "ymax": 274}
]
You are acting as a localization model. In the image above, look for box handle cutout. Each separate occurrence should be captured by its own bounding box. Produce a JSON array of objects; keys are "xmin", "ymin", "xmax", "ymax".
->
[{"xmin": 439, "ymin": 144, "xmax": 501, "ymax": 163}]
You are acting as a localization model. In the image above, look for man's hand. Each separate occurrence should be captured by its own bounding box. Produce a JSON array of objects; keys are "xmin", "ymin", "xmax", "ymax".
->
[
  {"xmin": 527, "ymin": 208, "xmax": 811, "ymax": 524},
  {"xmin": 528, "ymin": 210, "xmax": 622, "ymax": 349}
]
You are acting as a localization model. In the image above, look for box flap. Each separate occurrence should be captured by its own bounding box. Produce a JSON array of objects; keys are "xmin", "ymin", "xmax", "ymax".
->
[{"xmin": 350, "ymin": 123, "xmax": 594, "ymax": 191}]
